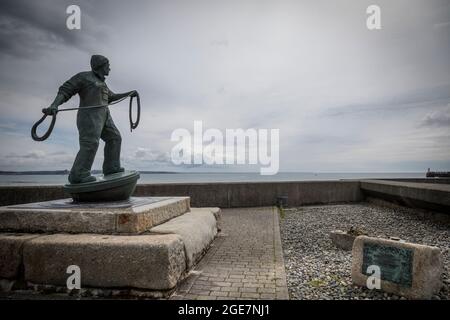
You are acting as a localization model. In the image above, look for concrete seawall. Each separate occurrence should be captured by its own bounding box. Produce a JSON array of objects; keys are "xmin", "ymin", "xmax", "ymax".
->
[
  {"xmin": 1, "ymin": 179, "xmax": 448, "ymax": 213},
  {"xmin": 360, "ymin": 180, "xmax": 450, "ymax": 213},
  {"xmin": 0, "ymin": 180, "xmax": 363, "ymax": 207},
  {"xmin": 379, "ymin": 178, "xmax": 450, "ymax": 185}
]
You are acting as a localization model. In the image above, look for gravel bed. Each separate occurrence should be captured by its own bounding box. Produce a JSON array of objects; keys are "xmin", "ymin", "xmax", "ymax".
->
[{"xmin": 279, "ymin": 202, "xmax": 449, "ymax": 300}]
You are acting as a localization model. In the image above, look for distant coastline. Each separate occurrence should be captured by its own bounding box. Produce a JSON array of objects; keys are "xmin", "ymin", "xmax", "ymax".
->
[
  {"xmin": 0, "ymin": 170, "xmax": 70, "ymax": 175},
  {"xmin": 0, "ymin": 170, "xmax": 178, "ymax": 175},
  {"xmin": 0, "ymin": 172, "xmax": 428, "ymax": 186},
  {"xmin": 0, "ymin": 170, "xmax": 427, "ymax": 176}
]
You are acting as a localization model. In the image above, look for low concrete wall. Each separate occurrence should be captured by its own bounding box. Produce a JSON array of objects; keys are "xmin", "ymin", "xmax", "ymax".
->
[
  {"xmin": 0, "ymin": 186, "xmax": 67, "ymax": 207},
  {"xmin": 1, "ymin": 180, "xmax": 448, "ymax": 213},
  {"xmin": 0, "ymin": 180, "xmax": 363, "ymax": 208},
  {"xmin": 360, "ymin": 180, "xmax": 450, "ymax": 213},
  {"xmin": 379, "ymin": 178, "xmax": 450, "ymax": 185}
]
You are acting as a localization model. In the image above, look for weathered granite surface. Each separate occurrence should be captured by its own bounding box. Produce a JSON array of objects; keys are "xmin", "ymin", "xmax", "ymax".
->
[
  {"xmin": 0, "ymin": 202, "xmax": 222, "ymax": 297},
  {"xmin": 0, "ymin": 197, "xmax": 190, "ymax": 234},
  {"xmin": 150, "ymin": 207, "xmax": 220, "ymax": 268},
  {"xmin": 0, "ymin": 233, "xmax": 41, "ymax": 279},
  {"xmin": 23, "ymin": 233, "xmax": 186, "ymax": 290}
]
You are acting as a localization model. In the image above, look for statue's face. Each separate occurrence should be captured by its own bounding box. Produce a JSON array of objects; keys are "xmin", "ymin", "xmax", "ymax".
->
[{"xmin": 102, "ymin": 62, "xmax": 110, "ymax": 76}]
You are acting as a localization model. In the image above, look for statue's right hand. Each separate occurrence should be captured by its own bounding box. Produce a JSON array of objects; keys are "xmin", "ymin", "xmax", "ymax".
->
[{"xmin": 43, "ymin": 105, "xmax": 58, "ymax": 115}]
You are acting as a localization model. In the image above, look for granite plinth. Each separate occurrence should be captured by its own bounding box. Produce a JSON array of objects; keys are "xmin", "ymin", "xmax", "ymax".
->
[
  {"xmin": 0, "ymin": 207, "xmax": 220, "ymax": 296},
  {"xmin": 0, "ymin": 196, "xmax": 190, "ymax": 234},
  {"xmin": 23, "ymin": 233, "xmax": 186, "ymax": 291}
]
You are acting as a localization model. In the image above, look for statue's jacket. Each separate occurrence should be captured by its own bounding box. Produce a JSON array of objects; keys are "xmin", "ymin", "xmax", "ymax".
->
[
  {"xmin": 57, "ymin": 71, "xmax": 117, "ymax": 136},
  {"xmin": 58, "ymin": 70, "xmax": 113, "ymax": 109}
]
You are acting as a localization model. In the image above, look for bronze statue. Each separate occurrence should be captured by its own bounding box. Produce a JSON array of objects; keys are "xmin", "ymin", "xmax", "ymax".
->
[{"xmin": 44, "ymin": 55, "xmax": 138, "ymax": 184}]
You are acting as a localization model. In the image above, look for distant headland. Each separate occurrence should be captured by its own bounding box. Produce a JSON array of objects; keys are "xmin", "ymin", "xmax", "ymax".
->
[{"xmin": 0, "ymin": 170, "xmax": 177, "ymax": 175}]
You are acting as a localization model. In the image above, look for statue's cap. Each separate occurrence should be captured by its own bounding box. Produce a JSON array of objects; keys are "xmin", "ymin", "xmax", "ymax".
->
[{"xmin": 90, "ymin": 55, "xmax": 109, "ymax": 70}]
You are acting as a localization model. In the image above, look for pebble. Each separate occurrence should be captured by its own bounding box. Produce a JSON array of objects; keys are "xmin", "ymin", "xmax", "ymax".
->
[{"xmin": 279, "ymin": 203, "xmax": 450, "ymax": 300}]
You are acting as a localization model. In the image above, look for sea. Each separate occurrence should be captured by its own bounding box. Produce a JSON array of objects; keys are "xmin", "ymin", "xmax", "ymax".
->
[{"xmin": 0, "ymin": 172, "xmax": 425, "ymax": 186}]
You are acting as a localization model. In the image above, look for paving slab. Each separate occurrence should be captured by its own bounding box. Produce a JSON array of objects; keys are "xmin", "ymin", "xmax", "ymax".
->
[{"xmin": 170, "ymin": 207, "xmax": 289, "ymax": 300}]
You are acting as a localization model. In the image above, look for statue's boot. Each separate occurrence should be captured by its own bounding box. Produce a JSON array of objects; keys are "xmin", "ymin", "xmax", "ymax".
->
[
  {"xmin": 103, "ymin": 167, "xmax": 125, "ymax": 176},
  {"xmin": 68, "ymin": 174, "xmax": 96, "ymax": 184}
]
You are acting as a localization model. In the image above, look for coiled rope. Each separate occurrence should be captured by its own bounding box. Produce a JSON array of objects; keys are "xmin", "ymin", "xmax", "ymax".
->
[{"xmin": 31, "ymin": 92, "xmax": 140, "ymax": 141}]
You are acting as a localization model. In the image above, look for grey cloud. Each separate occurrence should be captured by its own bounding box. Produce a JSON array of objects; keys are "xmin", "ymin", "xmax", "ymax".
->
[
  {"xmin": 0, "ymin": 123, "xmax": 16, "ymax": 130},
  {"xmin": 6, "ymin": 150, "xmax": 46, "ymax": 159},
  {"xmin": 296, "ymin": 134, "xmax": 368, "ymax": 146},
  {"xmin": 323, "ymin": 85, "xmax": 450, "ymax": 117},
  {"xmin": 210, "ymin": 39, "xmax": 229, "ymax": 47},
  {"xmin": 0, "ymin": 0, "xmax": 109, "ymax": 59},
  {"xmin": 0, "ymin": 0, "xmax": 449, "ymax": 172},
  {"xmin": 0, "ymin": 15, "xmax": 62, "ymax": 59},
  {"xmin": 434, "ymin": 21, "xmax": 450, "ymax": 30},
  {"xmin": 48, "ymin": 151, "xmax": 70, "ymax": 156},
  {"xmin": 134, "ymin": 148, "xmax": 147, "ymax": 159},
  {"xmin": 131, "ymin": 148, "xmax": 172, "ymax": 163},
  {"xmin": 421, "ymin": 105, "xmax": 450, "ymax": 127}
]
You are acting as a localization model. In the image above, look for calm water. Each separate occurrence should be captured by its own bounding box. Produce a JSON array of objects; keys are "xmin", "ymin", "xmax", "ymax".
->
[{"xmin": 0, "ymin": 172, "xmax": 425, "ymax": 186}]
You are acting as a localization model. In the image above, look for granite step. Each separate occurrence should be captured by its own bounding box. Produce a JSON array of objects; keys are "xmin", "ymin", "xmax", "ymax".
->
[{"xmin": 0, "ymin": 196, "xmax": 190, "ymax": 234}]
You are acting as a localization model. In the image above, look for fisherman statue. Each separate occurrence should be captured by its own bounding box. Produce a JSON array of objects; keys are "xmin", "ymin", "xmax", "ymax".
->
[
  {"xmin": 32, "ymin": 54, "xmax": 141, "ymax": 201},
  {"xmin": 44, "ymin": 54, "xmax": 137, "ymax": 184}
]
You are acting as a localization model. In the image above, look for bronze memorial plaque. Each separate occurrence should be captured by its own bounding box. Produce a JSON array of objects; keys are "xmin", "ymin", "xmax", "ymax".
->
[{"xmin": 362, "ymin": 243, "xmax": 413, "ymax": 287}]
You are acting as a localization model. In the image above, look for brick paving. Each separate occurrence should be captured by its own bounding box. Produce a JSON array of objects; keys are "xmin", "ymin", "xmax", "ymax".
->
[{"xmin": 170, "ymin": 207, "xmax": 289, "ymax": 300}]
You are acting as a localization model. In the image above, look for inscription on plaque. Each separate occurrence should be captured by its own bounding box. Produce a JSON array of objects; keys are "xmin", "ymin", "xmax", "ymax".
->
[{"xmin": 362, "ymin": 243, "xmax": 413, "ymax": 287}]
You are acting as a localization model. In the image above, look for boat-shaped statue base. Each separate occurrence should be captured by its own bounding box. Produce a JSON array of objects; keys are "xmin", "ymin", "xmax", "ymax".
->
[{"xmin": 64, "ymin": 170, "xmax": 140, "ymax": 202}]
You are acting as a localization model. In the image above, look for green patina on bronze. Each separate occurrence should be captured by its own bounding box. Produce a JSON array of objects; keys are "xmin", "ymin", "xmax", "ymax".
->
[
  {"xmin": 64, "ymin": 171, "xmax": 140, "ymax": 202},
  {"xmin": 362, "ymin": 242, "xmax": 414, "ymax": 287},
  {"xmin": 45, "ymin": 55, "xmax": 138, "ymax": 185}
]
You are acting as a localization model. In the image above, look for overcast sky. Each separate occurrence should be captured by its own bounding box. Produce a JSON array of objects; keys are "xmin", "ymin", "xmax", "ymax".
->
[{"xmin": 0, "ymin": 0, "xmax": 449, "ymax": 172}]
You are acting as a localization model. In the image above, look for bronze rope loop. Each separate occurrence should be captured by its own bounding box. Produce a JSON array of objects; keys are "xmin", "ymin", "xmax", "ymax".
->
[{"xmin": 31, "ymin": 92, "xmax": 140, "ymax": 141}]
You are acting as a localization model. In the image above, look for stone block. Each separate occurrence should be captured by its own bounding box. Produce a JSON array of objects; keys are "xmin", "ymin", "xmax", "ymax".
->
[
  {"xmin": 0, "ymin": 233, "xmax": 41, "ymax": 279},
  {"xmin": 330, "ymin": 230, "xmax": 356, "ymax": 251},
  {"xmin": 23, "ymin": 233, "xmax": 186, "ymax": 290},
  {"xmin": 0, "ymin": 197, "xmax": 190, "ymax": 234},
  {"xmin": 351, "ymin": 236, "xmax": 443, "ymax": 299},
  {"xmin": 150, "ymin": 208, "xmax": 220, "ymax": 268}
]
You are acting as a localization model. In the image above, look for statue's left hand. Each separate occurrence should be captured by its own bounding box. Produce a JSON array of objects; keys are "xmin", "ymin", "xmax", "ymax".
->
[{"xmin": 43, "ymin": 105, "xmax": 58, "ymax": 115}]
